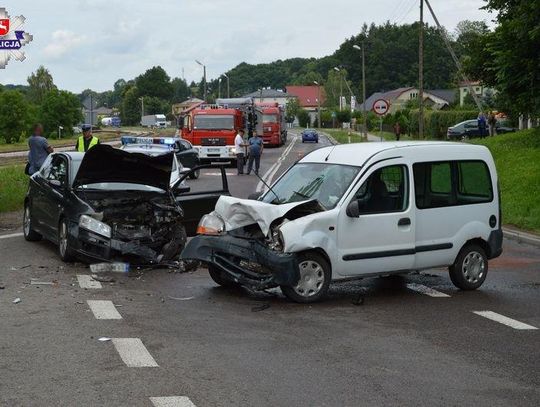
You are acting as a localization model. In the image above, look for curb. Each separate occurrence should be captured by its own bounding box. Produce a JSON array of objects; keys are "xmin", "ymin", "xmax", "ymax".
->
[{"xmin": 502, "ymin": 228, "xmax": 540, "ymax": 247}]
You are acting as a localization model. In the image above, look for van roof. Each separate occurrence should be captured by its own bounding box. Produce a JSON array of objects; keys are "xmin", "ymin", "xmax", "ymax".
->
[{"xmin": 299, "ymin": 141, "xmax": 490, "ymax": 166}]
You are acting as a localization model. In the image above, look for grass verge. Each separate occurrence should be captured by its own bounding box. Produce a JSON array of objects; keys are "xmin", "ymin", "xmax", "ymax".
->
[
  {"xmin": 472, "ymin": 129, "xmax": 540, "ymax": 233},
  {"xmin": 322, "ymin": 129, "xmax": 367, "ymax": 144},
  {"xmin": 0, "ymin": 164, "xmax": 28, "ymax": 213}
]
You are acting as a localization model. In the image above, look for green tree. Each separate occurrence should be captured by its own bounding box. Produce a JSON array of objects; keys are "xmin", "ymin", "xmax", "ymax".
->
[
  {"xmin": 298, "ymin": 109, "xmax": 311, "ymax": 128},
  {"xmin": 135, "ymin": 66, "xmax": 173, "ymax": 100},
  {"xmin": 27, "ymin": 66, "xmax": 56, "ymax": 104},
  {"xmin": 285, "ymin": 97, "xmax": 301, "ymax": 123},
  {"xmin": 121, "ymin": 86, "xmax": 141, "ymax": 125},
  {"xmin": 0, "ymin": 91, "xmax": 31, "ymax": 143},
  {"xmin": 171, "ymin": 77, "xmax": 190, "ymax": 102},
  {"xmin": 39, "ymin": 90, "xmax": 83, "ymax": 138}
]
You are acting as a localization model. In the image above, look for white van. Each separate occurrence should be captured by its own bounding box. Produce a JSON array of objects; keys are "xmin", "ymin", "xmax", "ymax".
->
[{"xmin": 182, "ymin": 142, "xmax": 503, "ymax": 303}]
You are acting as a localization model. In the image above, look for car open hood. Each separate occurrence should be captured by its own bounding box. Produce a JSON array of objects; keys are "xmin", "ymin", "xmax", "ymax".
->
[
  {"xmin": 214, "ymin": 195, "xmax": 324, "ymax": 236},
  {"xmin": 73, "ymin": 144, "xmax": 174, "ymax": 191}
]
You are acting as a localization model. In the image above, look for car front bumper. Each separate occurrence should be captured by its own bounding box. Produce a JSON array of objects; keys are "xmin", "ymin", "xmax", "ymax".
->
[{"xmin": 181, "ymin": 234, "xmax": 300, "ymax": 289}]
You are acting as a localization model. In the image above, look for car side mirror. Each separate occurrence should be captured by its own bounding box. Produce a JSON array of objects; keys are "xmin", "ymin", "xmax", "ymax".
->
[
  {"xmin": 346, "ymin": 200, "xmax": 360, "ymax": 218},
  {"xmin": 248, "ymin": 191, "xmax": 263, "ymax": 200},
  {"xmin": 48, "ymin": 179, "xmax": 62, "ymax": 188}
]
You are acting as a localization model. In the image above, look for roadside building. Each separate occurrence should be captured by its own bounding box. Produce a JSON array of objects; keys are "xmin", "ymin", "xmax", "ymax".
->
[
  {"xmin": 242, "ymin": 89, "xmax": 296, "ymax": 107},
  {"xmin": 459, "ymin": 81, "xmax": 496, "ymax": 106},
  {"xmin": 285, "ymin": 85, "xmax": 327, "ymax": 124}
]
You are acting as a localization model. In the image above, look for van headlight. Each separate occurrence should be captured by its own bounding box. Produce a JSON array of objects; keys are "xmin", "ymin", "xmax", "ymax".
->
[
  {"xmin": 228, "ymin": 146, "xmax": 236, "ymax": 155},
  {"xmin": 79, "ymin": 215, "xmax": 112, "ymax": 238},
  {"xmin": 196, "ymin": 212, "xmax": 225, "ymax": 235}
]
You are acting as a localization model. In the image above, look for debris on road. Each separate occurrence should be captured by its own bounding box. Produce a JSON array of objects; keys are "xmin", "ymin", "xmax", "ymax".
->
[
  {"xmin": 90, "ymin": 262, "xmax": 130, "ymax": 273},
  {"xmin": 0, "ymin": 284, "xmax": 5, "ymax": 289},
  {"xmin": 30, "ymin": 280, "xmax": 57, "ymax": 286},
  {"xmin": 10, "ymin": 265, "xmax": 31, "ymax": 271},
  {"xmin": 352, "ymin": 294, "xmax": 365, "ymax": 306},
  {"xmin": 12, "ymin": 298, "xmax": 21, "ymax": 304},
  {"xmin": 251, "ymin": 302, "xmax": 271, "ymax": 312},
  {"xmin": 91, "ymin": 274, "xmax": 115, "ymax": 283},
  {"xmin": 168, "ymin": 296, "xmax": 195, "ymax": 301},
  {"xmin": 98, "ymin": 337, "xmax": 111, "ymax": 342}
]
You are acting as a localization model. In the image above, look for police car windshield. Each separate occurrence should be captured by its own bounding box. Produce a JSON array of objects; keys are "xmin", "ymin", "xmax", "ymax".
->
[
  {"xmin": 261, "ymin": 163, "xmax": 360, "ymax": 209},
  {"xmin": 194, "ymin": 115, "xmax": 234, "ymax": 130}
]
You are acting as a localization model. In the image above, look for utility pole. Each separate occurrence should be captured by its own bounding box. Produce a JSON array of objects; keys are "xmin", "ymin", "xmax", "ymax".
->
[
  {"xmin": 360, "ymin": 42, "xmax": 367, "ymax": 140},
  {"xmin": 314, "ymin": 81, "xmax": 321, "ymax": 129},
  {"xmin": 218, "ymin": 78, "xmax": 222, "ymax": 99},
  {"xmin": 223, "ymin": 73, "xmax": 230, "ymax": 98},
  {"xmin": 334, "ymin": 67, "xmax": 343, "ymax": 111},
  {"xmin": 195, "ymin": 60, "xmax": 207, "ymax": 102},
  {"xmin": 139, "ymin": 96, "xmax": 144, "ymax": 118},
  {"xmin": 419, "ymin": 0, "xmax": 424, "ymax": 139}
]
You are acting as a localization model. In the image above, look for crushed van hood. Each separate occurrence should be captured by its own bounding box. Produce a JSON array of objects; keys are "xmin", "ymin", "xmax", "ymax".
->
[
  {"xmin": 73, "ymin": 144, "xmax": 173, "ymax": 191},
  {"xmin": 214, "ymin": 195, "xmax": 324, "ymax": 236}
]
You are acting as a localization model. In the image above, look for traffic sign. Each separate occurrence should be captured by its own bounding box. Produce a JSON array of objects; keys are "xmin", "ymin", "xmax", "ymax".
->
[{"xmin": 372, "ymin": 99, "xmax": 390, "ymax": 116}]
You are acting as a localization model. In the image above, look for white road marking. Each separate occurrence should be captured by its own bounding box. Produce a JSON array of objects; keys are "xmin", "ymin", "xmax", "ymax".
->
[
  {"xmin": 77, "ymin": 274, "xmax": 102, "ymax": 289},
  {"xmin": 406, "ymin": 283, "xmax": 450, "ymax": 298},
  {"xmin": 0, "ymin": 232, "xmax": 24, "ymax": 240},
  {"xmin": 111, "ymin": 338, "xmax": 159, "ymax": 367},
  {"xmin": 203, "ymin": 172, "xmax": 236, "ymax": 176},
  {"xmin": 150, "ymin": 396, "xmax": 197, "ymax": 407},
  {"xmin": 473, "ymin": 311, "xmax": 538, "ymax": 330},
  {"xmin": 256, "ymin": 135, "xmax": 297, "ymax": 192},
  {"xmin": 87, "ymin": 300, "xmax": 122, "ymax": 319}
]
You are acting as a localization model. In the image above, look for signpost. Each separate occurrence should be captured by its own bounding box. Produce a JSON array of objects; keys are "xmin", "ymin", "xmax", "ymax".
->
[{"xmin": 372, "ymin": 98, "xmax": 390, "ymax": 141}]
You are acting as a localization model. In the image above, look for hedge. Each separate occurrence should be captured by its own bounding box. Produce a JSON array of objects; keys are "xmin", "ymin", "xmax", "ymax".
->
[{"xmin": 409, "ymin": 110, "xmax": 478, "ymax": 139}]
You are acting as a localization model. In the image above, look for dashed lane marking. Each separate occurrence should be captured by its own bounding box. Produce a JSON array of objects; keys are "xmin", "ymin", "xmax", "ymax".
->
[
  {"xmin": 87, "ymin": 300, "xmax": 122, "ymax": 319},
  {"xmin": 256, "ymin": 135, "xmax": 297, "ymax": 192},
  {"xmin": 77, "ymin": 274, "xmax": 102, "ymax": 289},
  {"xmin": 406, "ymin": 283, "xmax": 450, "ymax": 298},
  {"xmin": 473, "ymin": 311, "xmax": 538, "ymax": 330},
  {"xmin": 0, "ymin": 232, "xmax": 23, "ymax": 239},
  {"xmin": 111, "ymin": 338, "xmax": 159, "ymax": 367},
  {"xmin": 150, "ymin": 396, "xmax": 197, "ymax": 407}
]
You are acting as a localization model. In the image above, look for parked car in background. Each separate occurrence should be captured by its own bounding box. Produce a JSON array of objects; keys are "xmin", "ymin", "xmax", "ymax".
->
[
  {"xmin": 141, "ymin": 114, "xmax": 168, "ymax": 128},
  {"xmin": 301, "ymin": 129, "xmax": 319, "ymax": 143},
  {"xmin": 447, "ymin": 119, "xmax": 516, "ymax": 140}
]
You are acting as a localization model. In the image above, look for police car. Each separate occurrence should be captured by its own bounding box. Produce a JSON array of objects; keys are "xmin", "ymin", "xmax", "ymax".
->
[{"xmin": 121, "ymin": 136, "xmax": 201, "ymax": 179}]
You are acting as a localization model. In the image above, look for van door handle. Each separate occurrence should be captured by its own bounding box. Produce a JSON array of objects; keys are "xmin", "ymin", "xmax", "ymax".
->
[{"xmin": 398, "ymin": 218, "xmax": 411, "ymax": 226}]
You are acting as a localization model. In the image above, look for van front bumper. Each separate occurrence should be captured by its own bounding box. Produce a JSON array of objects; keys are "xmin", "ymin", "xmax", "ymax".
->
[{"xmin": 181, "ymin": 235, "xmax": 300, "ymax": 289}]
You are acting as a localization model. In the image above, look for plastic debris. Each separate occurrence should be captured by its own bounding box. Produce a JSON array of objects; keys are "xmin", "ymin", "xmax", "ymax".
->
[
  {"xmin": 30, "ymin": 281, "xmax": 55, "ymax": 285},
  {"xmin": 91, "ymin": 275, "xmax": 115, "ymax": 283},
  {"xmin": 167, "ymin": 296, "xmax": 195, "ymax": 301},
  {"xmin": 251, "ymin": 303, "xmax": 271, "ymax": 312},
  {"xmin": 98, "ymin": 337, "xmax": 111, "ymax": 342},
  {"xmin": 90, "ymin": 262, "xmax": 130, "ymax": 273},
  {"xmin": 12, "ymin": 298, "xmax": 21, "ymax": 304},
  {"xmin": 10, "ymin": 265, "xmax": 31, "ymax": 271}
]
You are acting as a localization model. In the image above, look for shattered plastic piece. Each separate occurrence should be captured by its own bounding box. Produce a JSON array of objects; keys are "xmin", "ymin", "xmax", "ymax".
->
[
  {"xmin": 91, "ymin": 274, "xmax": 115, "ymax": 283},
  {"xmin": 90, "ymin": 262, "xmax": 130, "ymax": 273},
  {"xmin": 251, "ymin": 302, "xmax": 271, "ymax": 312},
  {"xmin": 30, "ymin": 281, "xmax": 55, "ymax": 285},
  {"xmin": 12, "ymin": 298, "xmax": 21, "ymax": 304},
  {"xmin": 98, "ymin": 337, "xmax": 111, "ymax": 342},
  {"xmin": 167, "ymin": 296, "xmax": 195, "ymax": 301},
  {"xmin": 11, "ymin": 265, "xmax": 31, "ymax": 271}
]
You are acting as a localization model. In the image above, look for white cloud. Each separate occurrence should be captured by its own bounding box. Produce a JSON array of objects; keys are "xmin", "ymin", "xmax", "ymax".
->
[{"xmin": 42, "ymin": 30, "xmax": 86, "ymax": 59}]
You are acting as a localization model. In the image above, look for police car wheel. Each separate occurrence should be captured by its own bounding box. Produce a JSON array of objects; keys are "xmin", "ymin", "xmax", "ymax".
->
[{"xmin": 189, "ymin": 169, "xmax": 200, "ymax": 179}]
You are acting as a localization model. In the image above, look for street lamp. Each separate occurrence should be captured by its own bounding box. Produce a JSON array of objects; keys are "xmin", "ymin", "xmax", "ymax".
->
[
  {"xmin": 139, "ymin": 96, "xmax": 144, "ymax": 118},
  {"xmin": 353, "ymin": 43, "xmax": 368, "ymax": 140},
  {"xmin": 195, "ymin": 60, "xmax": 207, "ymax": 102},
  {"xmin": 222, "ymin": 73, "xmax": 230, "ymax": 98},
  {"xmin": 218, "ymin": 77, "xmax": 222, "ymax": 99},
  {"xmin": 334, "ymin": 66, "xmax": 343, "ymax": 111},
  {"xmin": 313, "ymin": 80, "xmax": 321, "ymax": 129}
]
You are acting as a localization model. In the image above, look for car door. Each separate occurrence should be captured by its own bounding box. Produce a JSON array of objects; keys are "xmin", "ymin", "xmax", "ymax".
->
[
  {"xmin": 175, "ymin": 139, "xmax": 199, "ymax": 169},
  {"xmin": 29, "ymin": 155, "xmax": 53, "ymax": 235},
  {"xmin": 40, "ymin": 155, "xmax": 69, "ymax": 240},
  {"xmin": 336, "ymin": 161, "xmax": 415, "ymax": 276},
  {"xmin": 174, "ymin": 164, "xmax": 229, "ymax": 236},
  {"xmin": 464, "ymin": 121, "xmax": 480, "ymax": 137}
]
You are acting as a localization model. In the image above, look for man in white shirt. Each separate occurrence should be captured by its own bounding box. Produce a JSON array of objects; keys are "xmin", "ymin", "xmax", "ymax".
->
[{"xmin": 234, "ymin": 129, "xmax": 247, "ymax": 175}]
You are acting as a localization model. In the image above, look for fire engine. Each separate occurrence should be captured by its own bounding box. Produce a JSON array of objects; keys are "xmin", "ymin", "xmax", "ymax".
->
[
  {"xmin": 179, "ymin": 97, "xmax": 262, "ymax": 164},
  {"xmin": 256, "ymin": 102, "xmax": 287, "ymax": 147}
]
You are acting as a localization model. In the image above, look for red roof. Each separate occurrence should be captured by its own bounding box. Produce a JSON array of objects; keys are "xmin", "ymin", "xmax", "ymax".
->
[{"xmin": 286, "ymin": 85, "xmax": 326, "ymax": 108}]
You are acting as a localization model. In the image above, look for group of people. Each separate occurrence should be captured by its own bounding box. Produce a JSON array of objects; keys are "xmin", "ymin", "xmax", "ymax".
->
[
  {"xmin": 27, "ymin": 124, "xmax": 100, "ymax": 175},
  {"xmin": 478, "ymin": 111, "xmax": 498, "ymax": 138},
  {"xmin": 234, "ymin": 129, "xmax": 264, "ymax": 176}
]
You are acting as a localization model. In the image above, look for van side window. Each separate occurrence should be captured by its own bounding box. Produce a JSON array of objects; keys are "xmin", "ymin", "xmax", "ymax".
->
[
  {"xmin": 354, "ymin": 165, "xmax": 408, "ymax": 214},
  {"xmin": 414, "ymin": 160, "xmax": 492, "ymax": 209}
]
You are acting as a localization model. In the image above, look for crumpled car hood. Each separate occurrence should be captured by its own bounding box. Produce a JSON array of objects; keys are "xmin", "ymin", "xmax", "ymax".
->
[
  {"xmin": 214, "ymin": 195, "xmax": 324, "ymax": 236},
  {"xmin": 73, "ymin": 144, "xmax": 174, "ymax": 191}
]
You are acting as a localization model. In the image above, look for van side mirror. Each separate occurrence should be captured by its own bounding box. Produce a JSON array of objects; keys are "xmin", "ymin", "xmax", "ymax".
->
[{"xmin": 346, "ymin": 200, "xmax": 360, "ymax": 218}]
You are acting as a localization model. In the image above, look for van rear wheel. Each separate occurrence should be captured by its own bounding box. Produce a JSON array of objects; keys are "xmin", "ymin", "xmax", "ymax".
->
[
  {"xmin": 281, "ymin": 252, "xmax": 331, "ymax": 303},
  {"xmin": 449, "ymin": 244, "xmax": 488, "ymax": 290}
]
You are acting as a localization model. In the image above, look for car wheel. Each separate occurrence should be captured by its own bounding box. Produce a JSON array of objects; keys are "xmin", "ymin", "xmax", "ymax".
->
[
  {"xmin": 58, "ymin": 218, "xmax": 74, "ymax": 262},
  {"xmin": 189, "ymin": 168, "xmax": 200, "ymax": 179},
  {"xmin": 281, "ymin": 252, "xmax": 331, "ymax": 303},
  {"xmin": 449, "ymin": 244, "xmax": 488, "ymax": 290},
  {"xmin": 23, "ymin": 202, "xmax": 42, "ymax": 241},
  {"xmin": 208, "ymin": 265, "xmax": 239, "ymax": 288}
]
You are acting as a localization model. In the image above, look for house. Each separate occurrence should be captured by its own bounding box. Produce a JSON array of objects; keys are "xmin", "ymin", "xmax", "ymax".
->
[
  {"xmin": 171, "ymin": 97, "xmax": 204, "ymax": 116},
  {"xmin": 459, "ymin": 81, "xmax": 495, "ymax": 106},
  {"xmin": 285, "ymin": 85, "xmax": 327, "ymax": 124},
  {"xmin": 242, "ymin": 89, "xmax": 296, "ymax": 107},
  {"xmin": 358, "ymin": 87, "xmax": 456, "ymax": 114}
]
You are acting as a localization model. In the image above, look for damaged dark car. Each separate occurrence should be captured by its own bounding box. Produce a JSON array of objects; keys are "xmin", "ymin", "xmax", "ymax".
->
[{"xmin": 23, "ymin": 144, "xmax": 228, "ymax": 264}]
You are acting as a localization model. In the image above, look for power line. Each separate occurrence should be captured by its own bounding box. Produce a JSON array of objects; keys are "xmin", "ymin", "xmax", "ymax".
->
[
  {"xmin": 389, "ymin": 0, "xmax": 413, "ymax": 24},
  {"xmin": 395, "ymin": 0, "xmax": 418, "ymax": 25}
]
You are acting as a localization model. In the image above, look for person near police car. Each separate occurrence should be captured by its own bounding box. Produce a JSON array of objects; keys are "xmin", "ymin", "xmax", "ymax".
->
[
  {"xmin": 75, "ymin": 124, "xmax": 100, "ymax": 152},
  {"xmin": 246, "ymin": 132, "xmax": 263, "ymax": 175},
  {"xmin": 27, "ymin": 123, "xmax": 53, "ymax": 175},
  {"xmin": 234, "ymin": 129, "xmax": 248, "ymax": 175}
]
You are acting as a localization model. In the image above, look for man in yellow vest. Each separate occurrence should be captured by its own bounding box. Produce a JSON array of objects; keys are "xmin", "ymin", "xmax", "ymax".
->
[{"xmin": 76, "ymin": 124, "xmax": 100, "ymax": 152}]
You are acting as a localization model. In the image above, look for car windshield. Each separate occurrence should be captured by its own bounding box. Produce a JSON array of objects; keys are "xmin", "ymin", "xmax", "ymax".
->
[
  {"xmin": 194, "ymin": 115, "xmax": 234, "ymax": 130},
  {"xmin": 261, "ymin": 163, "xmax": 360, "ymax": 209},
  {"xmin": 263, "ymin": 114, "xmax": 278, "ymax": 123}
]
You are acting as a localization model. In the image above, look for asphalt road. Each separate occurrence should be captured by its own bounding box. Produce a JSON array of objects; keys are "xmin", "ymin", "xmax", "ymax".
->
[{"xmin": 1, "ymin": 132, "xmax": 539, "ymax": 407}]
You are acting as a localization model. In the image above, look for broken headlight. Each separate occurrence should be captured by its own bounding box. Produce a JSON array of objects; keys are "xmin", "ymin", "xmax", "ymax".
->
[
  {"xmin": 196, "ymin": 212, "xmax": 225, "ymax": 236},
  {"xmin": 79, "ymin": 215, "xmax": 112, "ymax": 238}
]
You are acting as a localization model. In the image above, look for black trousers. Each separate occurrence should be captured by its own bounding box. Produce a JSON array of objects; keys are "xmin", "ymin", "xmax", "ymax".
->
[
  {"xmin": 247, "ymin": 154, "xmax": 260, "ymax": 174},
  {"xmin": 236, "ymin": 153, "xmax": 245, "ymax": 174}
]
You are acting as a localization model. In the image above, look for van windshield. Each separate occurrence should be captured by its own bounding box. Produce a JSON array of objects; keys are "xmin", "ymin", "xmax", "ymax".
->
[{"xmin": 261, "ymin": 163, "xmax": 360, "ymax": 209}]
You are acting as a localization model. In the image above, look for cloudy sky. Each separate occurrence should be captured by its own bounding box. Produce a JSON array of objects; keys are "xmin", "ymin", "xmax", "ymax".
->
[{"xmin": 2, "ymin": 0, "xmax": 493, "ymax": 93}]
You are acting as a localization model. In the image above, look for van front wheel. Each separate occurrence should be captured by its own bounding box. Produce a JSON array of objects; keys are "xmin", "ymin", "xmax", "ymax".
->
[
  {"xmin": 449, "ymin": 244, "xmax": 488, "ymax": 290},
  {"xmin": 281, "ymin": 252, "xmax": 331, "ymax": 303}
]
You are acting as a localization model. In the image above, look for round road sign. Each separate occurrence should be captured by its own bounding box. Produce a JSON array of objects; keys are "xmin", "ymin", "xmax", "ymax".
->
[{"xmin": 372, "ymin": 99, "xmax": 390, "ymax": 116}]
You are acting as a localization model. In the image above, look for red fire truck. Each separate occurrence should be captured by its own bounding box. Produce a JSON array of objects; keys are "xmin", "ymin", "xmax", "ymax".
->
[
  {"xmin": 256, "ymin": 102, "xmax": 287, "ymax": 147},
  {"xmin": 179, "ymin": 98, "xmax": 262, "ymax": 164}
]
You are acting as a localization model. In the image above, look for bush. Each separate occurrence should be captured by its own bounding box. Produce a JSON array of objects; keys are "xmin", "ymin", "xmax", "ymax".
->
[
  {"xmin": 298, "ymin": 109, "xmax": 310, "ymax": 128},
  {"xmin": 409, "ymin": 110, "xmax": 478, "ymax": 139}
]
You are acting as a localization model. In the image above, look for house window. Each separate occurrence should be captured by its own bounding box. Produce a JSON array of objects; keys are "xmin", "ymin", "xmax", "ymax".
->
[{"xmin": 475, "ymin": 87, "xmax": 481, "ymax": 93}]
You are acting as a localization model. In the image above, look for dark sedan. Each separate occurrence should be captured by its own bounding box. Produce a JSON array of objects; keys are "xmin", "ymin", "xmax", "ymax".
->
[
  {"xmin": 447, "ymin": 119, "xmax": 516, "ymax": 140},
  {"xmin": 23, "ymin": 144, "xmax": 228, "ymax": 264},
  {"xmin": 301, "ymin": 129, "xmax": 319, "ymax": 143}
]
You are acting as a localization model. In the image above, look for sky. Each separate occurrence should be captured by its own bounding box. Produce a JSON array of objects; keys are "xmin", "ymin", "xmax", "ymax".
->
[{"xmin": 1, "ymin": 0, "xmax": 494, "ymax": 93}]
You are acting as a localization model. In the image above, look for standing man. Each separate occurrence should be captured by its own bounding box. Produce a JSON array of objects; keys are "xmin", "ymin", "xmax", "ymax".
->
[
  {"xmin": 234, "ymin": 129, "xmax": 247, "ymax": 175},
  {"xmin": 76, "ymin": 124, "xmax": 100, "ymax": 152},
  {"xmin": 393, "ymin": 121, "xmax": 401, "ymax": 141},
  {"xmin": 478, "ymin": 113, "xmax": 487, "ymax": 138},
  {"xmin": 247, "ymin": 132, "xmax": 263, "ymax": 175},
  {"xmin": 487, "ymin": 111, "xmax": 497, "ymax": 137},
  {"xmin": 27, "ymin": 123, "xmax": 53, "ymax": 175}
]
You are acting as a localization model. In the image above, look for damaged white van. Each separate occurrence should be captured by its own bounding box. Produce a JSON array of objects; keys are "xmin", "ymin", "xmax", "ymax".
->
[{"xmin": 181, "ymin": 142, "xmax": 503, "ymax": 303}]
